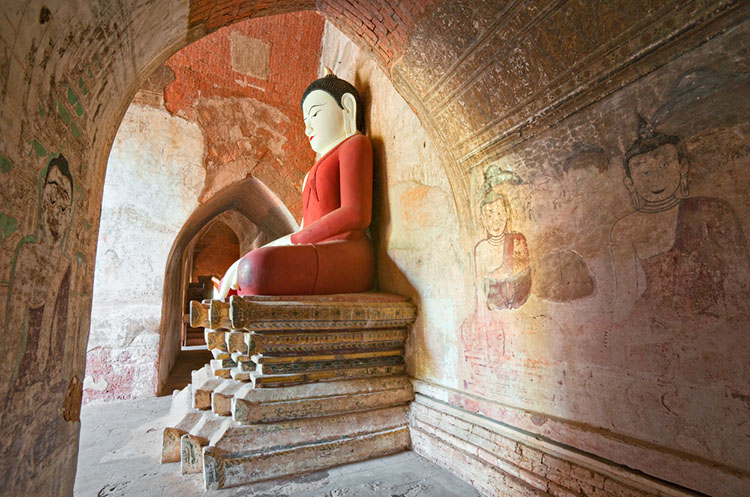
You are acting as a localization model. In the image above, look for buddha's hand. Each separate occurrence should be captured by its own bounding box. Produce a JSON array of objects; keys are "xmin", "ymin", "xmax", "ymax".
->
[{"xmin": 215, "ymin": 259, "xmax": 241, "ymax": 300}]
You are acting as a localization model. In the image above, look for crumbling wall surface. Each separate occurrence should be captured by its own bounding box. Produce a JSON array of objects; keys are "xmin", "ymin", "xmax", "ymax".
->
[
  {"xmin": 0, "ymin": 2, "xmax": 193, "ymax": 494},
  {"xmin": 318, "ymin": 22, "xmax": 467, "ymax": 391},
  {"xmin": 392, "ymin": 3, "xmax": 750, "ymax": 496},
  {"xmin": 164, "ymin": 11, "xmax": 325, "ymax": 217},
  {"xmin": 1, "ymin": 0, "xmax": 749, "ymax": 495},
  {"xmin": 84, "ymin": 11, "xmax": 324, "ymax": 404},
  {"xmin": 84, "ymin": 99, "xmax": 205, "ymax": 404}
]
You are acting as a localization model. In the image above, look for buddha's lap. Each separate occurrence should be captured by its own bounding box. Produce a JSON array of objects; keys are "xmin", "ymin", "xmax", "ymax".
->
[{"xmin": 237, "ymin": 237, "xmax": 374, "ymax": 295}]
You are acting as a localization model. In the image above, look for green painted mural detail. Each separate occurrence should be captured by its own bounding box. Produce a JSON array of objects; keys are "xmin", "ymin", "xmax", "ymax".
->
[
  {"xmin": 75, "ymin": 251, "xmax": 86, "ymax": 265},
  {"xmin": 38, "ymin": 104, "xmax": 46, "ymax": 117},
  {"xmin": 0, "ymin": 213, "xmax": 18, "ymax": 246},
  {"xmin": 84, "ymin": 220, "xmax": 91, "ymax": 231},
  {"xmin": 67, "ymin": 86, "xmax": 77, "ymax": 106},
  {"xmin": 78, "ymin": 76, "xmax": 89, "ymax": 95},
  {"xmin": 67, "ymin": 85, "xmax": 84, "ymax": 116},
  {"xmin": 71, "ymin": 122, "xmax": 81, "ymax": 138},
  {"xmin": 57, "ymin": 101, "xmax": 72, "ymax": 125},
  {"xmin": 0, "ymin": 155, "xmax": 13, "ymax": 173},
  {"xmin": 30, "ymin": 140, "xmax": 47, "ymax": 158}
]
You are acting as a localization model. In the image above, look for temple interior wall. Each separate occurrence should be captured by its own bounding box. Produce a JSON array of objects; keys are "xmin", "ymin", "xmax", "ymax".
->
[
  {"xmin": 318, "ymin": 22, "xmax": 468, "ymax": 388},
  {"xmin": 0, "ymin": 1, "xmax": 748, "ymax": 495},
  {"xmin": 84, "ymin": 97, "xmax": 205, "ymax": 403}
]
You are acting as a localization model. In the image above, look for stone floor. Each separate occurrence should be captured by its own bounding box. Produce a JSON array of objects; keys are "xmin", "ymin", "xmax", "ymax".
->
[{"xmin": 75, "ymin": 395, "xmax": 483, "ymax": 497}]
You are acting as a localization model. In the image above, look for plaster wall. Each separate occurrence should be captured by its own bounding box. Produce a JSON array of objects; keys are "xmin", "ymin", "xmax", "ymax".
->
[
  {"xmin": 84, "ymin": 98, "xmax": 205, "ymax": 403},
  {"xmin": 318, "ymin": 22, "xmax": 468, "ymax": 389},
  {"xmin": 1, "ymin": 1, "xmax": 748, "ymax": 495},
  {"xmin": 323, "ymin": 11, "xmax": 750, "ymax": 497}
]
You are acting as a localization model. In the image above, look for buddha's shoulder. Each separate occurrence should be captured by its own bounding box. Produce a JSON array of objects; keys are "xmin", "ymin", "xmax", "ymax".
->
[
  {"xmin": 683, "ymin": 196, "xmax": 734, "ymax": 214},
  {"xmin": 341, "ymin": 133, "xmax": 371, "ymax": 151}
]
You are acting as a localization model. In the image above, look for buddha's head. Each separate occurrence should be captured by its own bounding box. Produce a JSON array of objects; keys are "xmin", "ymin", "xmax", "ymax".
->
[
  {"xmin": 41, "ymin": 154, "xmax": 74, "ymax": 242},
  {"xmin": 623, "ymin": 116, "xmax": 688, "ymax": 205},
  {"xmin": 301, "ymin": 72, "xmax": 364, "ymax": 155},
  {"xmin": 480, "ymin": 190, "xmax": 511, "ymax": 237}
]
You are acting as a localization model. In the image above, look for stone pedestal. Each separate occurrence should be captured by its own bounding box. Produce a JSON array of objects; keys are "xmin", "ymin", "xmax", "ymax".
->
[{"xmin": 163, "ymin": 292, "xmax": 417, "ymax": 489}]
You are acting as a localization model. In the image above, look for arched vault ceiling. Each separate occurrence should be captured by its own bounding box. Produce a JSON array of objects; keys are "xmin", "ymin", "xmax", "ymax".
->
[{"xmin": 185, "ymin": 0, "xmax": 747, "ymax": 226}]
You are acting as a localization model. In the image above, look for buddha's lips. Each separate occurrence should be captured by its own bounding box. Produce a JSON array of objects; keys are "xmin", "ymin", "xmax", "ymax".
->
[
  {"xmin": 652, "ymin": 188, "xmax": 665, "ymax": 194},
  {"xmin": 309, "ymin": 136, "xmax": 314, "ymax": 141}
]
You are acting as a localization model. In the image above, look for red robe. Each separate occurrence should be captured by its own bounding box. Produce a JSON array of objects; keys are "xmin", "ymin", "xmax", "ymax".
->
[{"xmin": 237, "ymin": 134, "xmax": 375, "ymax": 295}]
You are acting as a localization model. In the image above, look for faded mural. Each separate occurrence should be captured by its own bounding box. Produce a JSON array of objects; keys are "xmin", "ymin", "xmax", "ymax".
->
[
  {"xmin": 474, "ymin": 166, "xmax": 530, "ymax": 312},
  {"xmin": 457, "ymin": 20, "xmax": 750, "ymax": 473},
  {"xmin": 611, "ymin": 115, "xmax": 750, "ymax": 323},
  {"xmin": 0, "ymin": 153, "xmax": 86, "ymax": 487}
]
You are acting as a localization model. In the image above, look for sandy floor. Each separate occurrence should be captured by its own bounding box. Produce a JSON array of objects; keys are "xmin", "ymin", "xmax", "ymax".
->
[{"xmin": 74, "ymin": 395, "xmax": 482, "ymax": 497}]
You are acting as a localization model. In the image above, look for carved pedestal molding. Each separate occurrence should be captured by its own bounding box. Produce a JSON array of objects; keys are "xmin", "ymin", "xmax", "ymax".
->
[
  {"xmin": 164, "ymin": 292, "xmax": 417, "ymax": 489},
  {"xmin": 411, "ymin": 381, "xmax": 743, "ymax": 497}
]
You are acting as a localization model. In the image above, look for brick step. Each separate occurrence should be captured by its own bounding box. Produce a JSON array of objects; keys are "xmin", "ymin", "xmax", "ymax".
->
[
  {"xmin": 202, "ymin": 406, "xmax": 411, "ymax": 490},
  {"xmin": 179, "ymin": 410, "xmax": 238, "ymax": 474},
  {"xmin": 232, "ymin": 375, "xmax": 413, "ymax": 424},
  {"xmin": 253, "ymin": 348, "xmax": 404, "ymax": 375},
  {"xmin": 250, "ymin": 363, "xmax": 407, "ymax": 387},
  {"xmin": 192, "ymin": 365, "xmax": 225, "ymax": 409},
  {"xmin": 162, "ymin": 385, "xmax": 203, "ymax": 463}
]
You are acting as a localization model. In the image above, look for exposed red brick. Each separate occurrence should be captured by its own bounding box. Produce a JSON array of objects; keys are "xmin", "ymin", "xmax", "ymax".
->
[
  {"xmin": 164, "ymin": 11, "xmax": 324, "ymax": 215},
  {"xmin": 186, "ymin": 0, "xmax": 439, "ymax": 70}
]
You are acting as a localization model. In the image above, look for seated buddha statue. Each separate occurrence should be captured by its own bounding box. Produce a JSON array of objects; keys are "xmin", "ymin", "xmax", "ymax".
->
[{"xmin": 215, "ymin": 71, "xmax": 375, "ymax": 298}]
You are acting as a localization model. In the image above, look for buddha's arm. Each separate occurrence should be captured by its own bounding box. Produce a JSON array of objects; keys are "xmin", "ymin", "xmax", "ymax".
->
[{"xmin": 290, "ymin": 134, "xmax": 372, "ymax": 245}]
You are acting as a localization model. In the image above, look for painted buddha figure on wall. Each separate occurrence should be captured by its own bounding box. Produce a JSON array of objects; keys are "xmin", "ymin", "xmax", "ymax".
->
[
  {"xmin": 215, "ymin": 72, "xmax": 374, "ymax": 298},
  {"xmin": 474, "ymin": 189, "xmax": 531, "ymax": 312},
  {"xmin": 610, "ymin": 116, "xmax": 750, "ymax": 324}
]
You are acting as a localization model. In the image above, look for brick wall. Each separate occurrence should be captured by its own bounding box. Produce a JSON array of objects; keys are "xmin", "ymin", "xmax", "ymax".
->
[{"xmin": 165, "ymin": 11, "xmax": 325, "ymax": 216}]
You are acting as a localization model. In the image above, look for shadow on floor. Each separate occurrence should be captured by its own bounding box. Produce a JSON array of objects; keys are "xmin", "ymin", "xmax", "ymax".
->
[{"xmin": 160, "ymin": 348, "xmax": 212, "ymax": 396}]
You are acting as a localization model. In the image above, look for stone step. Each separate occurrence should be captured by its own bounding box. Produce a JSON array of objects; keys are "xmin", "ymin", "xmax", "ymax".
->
[
  {"xmin": 246, "ymin": 327, "xmax": 408, "ymax": 356},
  {"xmin": 192, "ymin": 366, "xmax": 226, "ymax": 409},
  {"xmin": 208, "ymin": 300, "xmax": 231, "ymax": 329},
  {"xmin": 210, "ymin": 348, "xmax": 230, "ymax": 360},
  {"xmin": 232, "ymin": 375, "xmax": 413, "ymax": 423},
  {"xmin": 210, "ymin": 358, "xmax": 236, "ymax": 379},
  {"xmin": 210, "ymin": 380, "xmax": 244, "ymax": 416},
  {"xmin": 225, "ymin": 330, "xmax": 248, "ymax": 354},
  {"xmin": 230, "ymin": 367, "xmax": 251, "ymax": 382},
  {"xmin": 180, "ymin": 411, "xmax": 237, "ymax": 474},
  {"xmin": 230, "ymin": 350, "xmax": 253, "ymax": 363},
  {"xmin": 253, "ymin": 349, "xmax": 404, "ymax": 375},
  {"xmin": 250, "ymin": 363, "xmax": 407, "ymax": 388},
  {"xmin": 192, "ymin": 300, "xmax": 232, "ymax": 330},
  {"xmin": 162, "ymin": 385, "xmax": 204, "ymax": 463},
  {"xmin": 228, "ymin": 293, "xmax": 417, "ymax": 331},
  {"xmin": 189, "ymin": 300, "xmax": 210, "ymax": 328},
  {"xmin": 204, "ymin": 329, "xmax": 227, "ymax": 351},
  {"xmin": 202, "ymin": 406, "xmax": 411, "ymax": 490}
]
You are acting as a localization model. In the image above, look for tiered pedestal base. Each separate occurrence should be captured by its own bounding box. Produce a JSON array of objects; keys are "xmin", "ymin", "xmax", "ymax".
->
[{"xmin": 162, "ymin": 293, "xmax": 417, "ymax": 490}]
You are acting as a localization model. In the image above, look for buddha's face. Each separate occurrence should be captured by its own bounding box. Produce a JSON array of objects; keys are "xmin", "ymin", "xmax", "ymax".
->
[
  {"xmin": 482, "ymin": 198, "xmax": 508, "ymax": 237},
  {"xmin": 628, "ymin": 144, "xmax": 682, "ymax": 203},
  {"xmin": 302, "ymin": 90, "xmax": 346, "ymax": 155},
  {"xmin": 41, "ymin": 166, "xmax": 73, "ymax": 241}
]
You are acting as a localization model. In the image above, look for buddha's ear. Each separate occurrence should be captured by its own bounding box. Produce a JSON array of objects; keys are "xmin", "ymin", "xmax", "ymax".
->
[
  {"xmin": 679, "ymin": 157, "xmax": 689, "ymax": 176},
  {"xmin": 341, "ymin": 92, "xmax": 357, "ymax": 137}
]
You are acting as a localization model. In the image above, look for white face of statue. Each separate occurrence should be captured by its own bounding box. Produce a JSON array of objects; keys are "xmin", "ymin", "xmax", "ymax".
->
[
  {"xmin": 628, "ymin": 144, "xmax": 682, "ymax": 203},
  {"xmin": 302, "ymin": 89, "xmax": 347, "ymax": 155}
]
